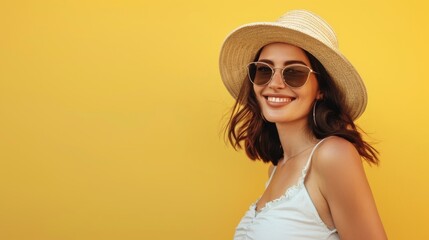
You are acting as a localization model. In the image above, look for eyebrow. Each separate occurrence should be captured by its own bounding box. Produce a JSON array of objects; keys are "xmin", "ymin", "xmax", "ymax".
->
[{"xmin": 258, "ymin": 59, "xmax": 308, "ymax": 66}]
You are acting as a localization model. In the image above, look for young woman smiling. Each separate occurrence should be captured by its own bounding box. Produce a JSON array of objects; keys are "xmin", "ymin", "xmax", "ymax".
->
[{"xmin": 219, "ymin": 10, "xmax": 387, "ymax": 240}]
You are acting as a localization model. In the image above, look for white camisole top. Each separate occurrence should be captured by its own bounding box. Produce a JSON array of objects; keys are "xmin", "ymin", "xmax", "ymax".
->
[{"xmin": 234, "ymin": 138, "xmax": 340, "ymax": 240}]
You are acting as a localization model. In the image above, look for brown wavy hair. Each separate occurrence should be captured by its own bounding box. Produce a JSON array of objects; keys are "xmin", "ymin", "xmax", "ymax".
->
[{"xmin": 225, "ymin": 48, "xmax": 379, "ymax": 166}]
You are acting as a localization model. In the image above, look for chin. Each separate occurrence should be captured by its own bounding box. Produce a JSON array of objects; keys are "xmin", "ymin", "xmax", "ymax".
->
[
  {"xmin": 264, "ymin": 115, "xmax": 291, "ymax": 123},
  {"xmin": 263, "ymin": 112, "xmax": 307, "ymax": 125}
]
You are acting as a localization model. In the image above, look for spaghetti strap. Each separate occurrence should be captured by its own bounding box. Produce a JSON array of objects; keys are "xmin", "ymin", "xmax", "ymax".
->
[
  {"xmin": 265, "ymin": 166, "xmax": 277, "ymax": 188},
  {"xmin": 302, "ymin": 137, "xmax": 330, "ymax": 177}
]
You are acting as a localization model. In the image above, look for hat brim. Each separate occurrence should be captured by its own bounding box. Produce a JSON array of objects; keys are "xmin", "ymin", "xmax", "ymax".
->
[{"xmin": 219, "ymin": 22, "xmax": 367, "ymax": 120}]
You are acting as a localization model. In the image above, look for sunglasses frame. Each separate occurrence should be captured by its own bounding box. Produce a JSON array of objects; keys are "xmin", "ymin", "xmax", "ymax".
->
[{"xmin": 246, "ymin": 61, "xmax": 318, "ymax": 88}]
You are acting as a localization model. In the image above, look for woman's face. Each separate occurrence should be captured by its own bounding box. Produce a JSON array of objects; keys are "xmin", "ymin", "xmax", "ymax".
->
[{"xmin": 253, "ymin": 42, "xmax": 321, "ymax": 125}]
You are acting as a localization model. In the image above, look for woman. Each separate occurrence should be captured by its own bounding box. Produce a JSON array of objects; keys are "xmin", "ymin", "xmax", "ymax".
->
[{"xmin": 219, "ymin": 10, "xmax": 387, "ymax": 239}]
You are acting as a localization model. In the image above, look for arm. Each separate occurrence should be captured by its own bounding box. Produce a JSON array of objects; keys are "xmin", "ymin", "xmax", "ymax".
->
[{"xmin": 314, "ymin": 137, "xmax": 387, "ymax": 240}]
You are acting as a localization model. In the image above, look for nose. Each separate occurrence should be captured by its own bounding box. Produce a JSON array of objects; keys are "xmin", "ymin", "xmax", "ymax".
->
[{"xmin": 268, "ymin": 68, "xmax": 286, "ymax": 89}]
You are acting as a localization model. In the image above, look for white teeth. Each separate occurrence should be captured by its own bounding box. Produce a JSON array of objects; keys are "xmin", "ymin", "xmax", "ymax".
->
[{"xmin": 267, "ymin": 97, "xmax": 293, "ymax": 103}]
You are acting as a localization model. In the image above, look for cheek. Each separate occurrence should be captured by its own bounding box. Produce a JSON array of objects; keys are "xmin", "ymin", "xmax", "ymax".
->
[
  {"xmin": 252, "ymin": 86, "xmax": 266, "ymax": 108},
  {"xmin": 253, "ymin": 85, "xmax": 264, "ymax": 98},
  {"xmin": 252, "ymin": 84, "xmax": 258, "ymax": 93},
  {"xmin": 306, "ymin": 78, "xmax": 320, "ymax": 98}
]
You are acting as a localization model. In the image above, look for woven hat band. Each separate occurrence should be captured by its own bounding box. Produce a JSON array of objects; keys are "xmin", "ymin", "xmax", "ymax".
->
[{"xmin": 276, "ymin": 10, "xmax": 339, "ymax": 49}]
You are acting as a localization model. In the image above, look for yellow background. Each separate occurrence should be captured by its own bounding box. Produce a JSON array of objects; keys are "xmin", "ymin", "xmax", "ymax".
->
[{"xmin": 0, "ymin": 0, "xmax": 428, "ymax": 239}]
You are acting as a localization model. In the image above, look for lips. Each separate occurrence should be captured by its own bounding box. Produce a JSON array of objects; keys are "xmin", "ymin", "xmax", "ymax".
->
[{"xmin": 263, "ymin": 94, "xmax": 296, "ymax": 107}]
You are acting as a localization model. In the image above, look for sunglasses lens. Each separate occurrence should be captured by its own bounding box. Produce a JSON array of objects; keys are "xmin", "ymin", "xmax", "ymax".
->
[
  {"xmin": 248, "ymin": 62, "xmax": 272, "ymax": 85},
  {"xmin": 283, "ymin": 65, "xmax": 311, "ymax": 87}
]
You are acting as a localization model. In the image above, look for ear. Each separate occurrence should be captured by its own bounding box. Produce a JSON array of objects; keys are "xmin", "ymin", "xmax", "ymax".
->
[{"xmin": 316, "ymin": 91, "xmax": 324, "ymax": 100}]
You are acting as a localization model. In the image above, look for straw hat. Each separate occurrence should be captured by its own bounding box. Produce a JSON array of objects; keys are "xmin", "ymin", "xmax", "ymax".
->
[{"xmin": 219, "ymin": 10, "xmax": 367, "ymax": 120}]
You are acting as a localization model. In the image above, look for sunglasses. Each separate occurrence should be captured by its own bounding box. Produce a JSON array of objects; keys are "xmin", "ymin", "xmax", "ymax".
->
[{"xmin": 246, "ymin": 62, "xmax": 318, "ymax": 88}]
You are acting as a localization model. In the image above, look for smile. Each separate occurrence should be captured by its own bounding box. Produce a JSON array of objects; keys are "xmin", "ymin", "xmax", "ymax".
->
[{"xmin": 267, "ymin": 96, "xmax": 295, "ymax": 103}]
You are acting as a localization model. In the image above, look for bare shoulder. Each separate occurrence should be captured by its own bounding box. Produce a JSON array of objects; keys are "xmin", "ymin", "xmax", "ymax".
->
[
  {"xmin": 311, "ymin": 136, "xmax": 367, "ymax": 198},
  {"xmin": 312, "ymin": 136, "xmax": 362, "ymax": 175},
  {"xmin": 312, "ymin": 136, "xmax": 387, "ymax": 239}
]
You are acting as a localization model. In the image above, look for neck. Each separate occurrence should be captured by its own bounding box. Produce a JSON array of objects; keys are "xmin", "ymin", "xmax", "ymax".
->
[{"xmin": 275, "ymin": 120, "xmax": 318, "ymax": 161}]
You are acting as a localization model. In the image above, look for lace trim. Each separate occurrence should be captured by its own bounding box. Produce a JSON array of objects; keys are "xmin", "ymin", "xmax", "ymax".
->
[{"xmin": 252, "ymin": 166, "xmax": 309, "ymax": 216}]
